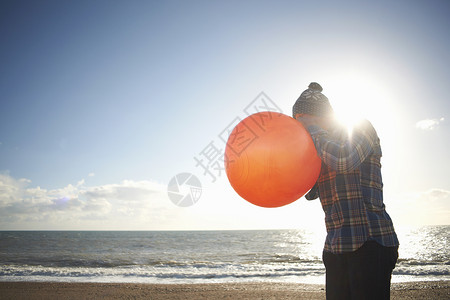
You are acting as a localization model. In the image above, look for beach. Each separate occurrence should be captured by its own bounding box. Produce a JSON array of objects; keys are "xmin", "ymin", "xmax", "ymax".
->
[
  {"xmin": 1, "ymin": 229, "xmax": 449, "ymax": 298},
  {"xmin": 0, "ymin": 281, "xmax": 448, "ymax": 300}
]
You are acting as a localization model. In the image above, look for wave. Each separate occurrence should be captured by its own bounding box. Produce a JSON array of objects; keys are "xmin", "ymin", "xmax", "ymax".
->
[
  {"xmin": 1, "ymin": 255, "xmax": 322, "ymax": 269},
  {"xmin": 2, "ymin": 257, "xmax": 446, "ymax": 270},
  {"xmin": 1, "ymin": 227, "xmax": 448, "ymax": 283},
  {"xmin": 0, "ymin": 263, "xmax": 325, "ymax": 284},
  {"xmin": 397, "ymin": 259, "xmax": 450, "ymax": 266},
  {"xmin": 2, "ymin": 258, "xmax": 448, "ymax": 284}
]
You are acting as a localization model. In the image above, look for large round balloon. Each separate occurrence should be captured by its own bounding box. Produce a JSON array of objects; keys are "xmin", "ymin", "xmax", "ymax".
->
[{"xmin": 225, "ymin": 111, "xmax": 321, "ymax": 208}]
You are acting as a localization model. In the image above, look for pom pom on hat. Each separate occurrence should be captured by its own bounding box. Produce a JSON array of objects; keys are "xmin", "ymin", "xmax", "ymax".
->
[
  {"xmin": 292, "ymin": 82, "xmax": 333, "ymax": 118},
  {"xmin": 308, "ymin": 82, "xmax": 323, "ymax": 92}
]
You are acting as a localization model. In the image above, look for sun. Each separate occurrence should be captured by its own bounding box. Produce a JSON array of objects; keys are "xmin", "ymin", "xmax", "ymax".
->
[
  {"xmin": 333, "ymin": 101, "xmax": 365, "ymax": 136},
  {"xmin": 323, "ymin": 73, "xmax": 397, "ymax": 139},
  {"xmin": 329, "ymin": 84, "xmax": 368, "ymax": 137}
]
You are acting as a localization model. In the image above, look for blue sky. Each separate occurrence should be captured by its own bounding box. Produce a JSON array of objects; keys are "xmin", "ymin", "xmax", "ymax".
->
[{"xmin": 0, "ymin": 0, "xmax": 449, "ymax": 230}]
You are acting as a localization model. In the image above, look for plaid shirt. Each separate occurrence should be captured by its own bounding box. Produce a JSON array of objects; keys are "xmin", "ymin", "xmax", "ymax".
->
[{"xmin": 305, "ymin": 120, "xmax": 399, "ymax": 254}]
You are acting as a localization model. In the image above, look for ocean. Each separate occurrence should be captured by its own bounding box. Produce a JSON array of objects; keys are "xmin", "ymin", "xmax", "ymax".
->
[{"xmin": 0, "ymin": 226, "xmax": 448, "ymax": 284}]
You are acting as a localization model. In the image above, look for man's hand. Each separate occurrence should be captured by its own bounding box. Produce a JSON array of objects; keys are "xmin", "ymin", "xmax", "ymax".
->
[
  {"xmin": 295, "ymin": 114, "xmax": 320, "ymax": 128},
  {"xmin": 295, "ymin": 114, "xmax": 332, "ymax": 131}
]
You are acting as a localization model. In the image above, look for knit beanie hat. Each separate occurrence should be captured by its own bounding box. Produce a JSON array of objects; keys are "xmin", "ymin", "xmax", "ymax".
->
[{"xmin": 292, "ymin": 82, "xmax": 334, "ymax": 118}]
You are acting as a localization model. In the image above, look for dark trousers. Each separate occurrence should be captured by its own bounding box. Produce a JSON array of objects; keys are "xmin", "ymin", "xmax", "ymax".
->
[{"xmin": 323, "ymin": 241, "xmax": 398, "ymax": 300}]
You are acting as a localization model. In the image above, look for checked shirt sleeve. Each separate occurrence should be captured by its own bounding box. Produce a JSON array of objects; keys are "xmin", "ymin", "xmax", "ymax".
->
[
  {"xmin": 305, "ymin": 183, "xmax": 319, "ymax": 200},
  {"xmin": 307, "ymin": 121, "xmax": 378, "ymax": 173}
]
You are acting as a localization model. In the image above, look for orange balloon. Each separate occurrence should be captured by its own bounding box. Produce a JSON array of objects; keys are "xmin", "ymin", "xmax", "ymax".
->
[{"xmin": 225, "ymin": 112, "xmax": 321, "ymax": 208}]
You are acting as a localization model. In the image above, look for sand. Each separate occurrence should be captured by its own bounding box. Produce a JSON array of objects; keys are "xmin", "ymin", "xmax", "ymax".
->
[{"xmin": 0, "ymin": 281, "xmax": 448, "ymax": 299}]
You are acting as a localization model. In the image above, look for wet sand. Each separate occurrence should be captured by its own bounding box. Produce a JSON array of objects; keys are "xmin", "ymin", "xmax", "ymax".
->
[{"xmin": 0, "ymin": 281, "xmax": 448, "ymax": 299}]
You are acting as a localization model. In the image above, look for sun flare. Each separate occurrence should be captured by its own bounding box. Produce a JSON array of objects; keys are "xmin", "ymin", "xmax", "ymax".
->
[
  {"xmin": 323, "ymin": 72, "xmax": 397, "ymax": 139},
  {"xmin": 333, "ymin": 103, "xmax": 365, "ymax": 136}
]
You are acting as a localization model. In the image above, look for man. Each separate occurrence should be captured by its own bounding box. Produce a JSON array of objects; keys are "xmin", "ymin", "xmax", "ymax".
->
[{"xmin": 293, "ymin": 82, "xmax": 399, "ymax": 300}]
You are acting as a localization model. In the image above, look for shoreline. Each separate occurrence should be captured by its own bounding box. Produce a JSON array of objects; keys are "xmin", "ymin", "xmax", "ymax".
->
[{"xmin": 0, "ymin": 281, "xmax": 448, "ymax": 299}]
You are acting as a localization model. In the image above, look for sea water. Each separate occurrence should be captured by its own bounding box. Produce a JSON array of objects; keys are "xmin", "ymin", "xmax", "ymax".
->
[{"xmin": 0, "ymin": 226, "xmax": 448, "ymax": 284}]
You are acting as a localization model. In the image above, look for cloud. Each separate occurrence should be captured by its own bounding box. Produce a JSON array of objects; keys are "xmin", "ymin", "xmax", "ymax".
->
[
  {"xmin": 0, "ymin": 172, "xmax": 329, "ymax": 231},
  {"xmin": 0, "ymin": 173, "xmax": 178, "ymax": 230},
  {"xmin": 415, "ymin": 117, "xmax": 445, "ymax": 130},
  {"xmin": 389, "ymin": 188, "xmax": 450, "ymax": 225},
  {"xmin": 2, "ymin": 170, "xmax": 448, "ymax": 230},
  {"xmin": 424, "ymin": 188, "xmax": 450, "ymax": 199}
]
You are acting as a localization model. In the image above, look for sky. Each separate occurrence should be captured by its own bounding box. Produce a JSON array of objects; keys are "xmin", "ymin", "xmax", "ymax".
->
[{"xmin": 0, "ymin": 0, "xmax": 449, "ymax": 230}]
